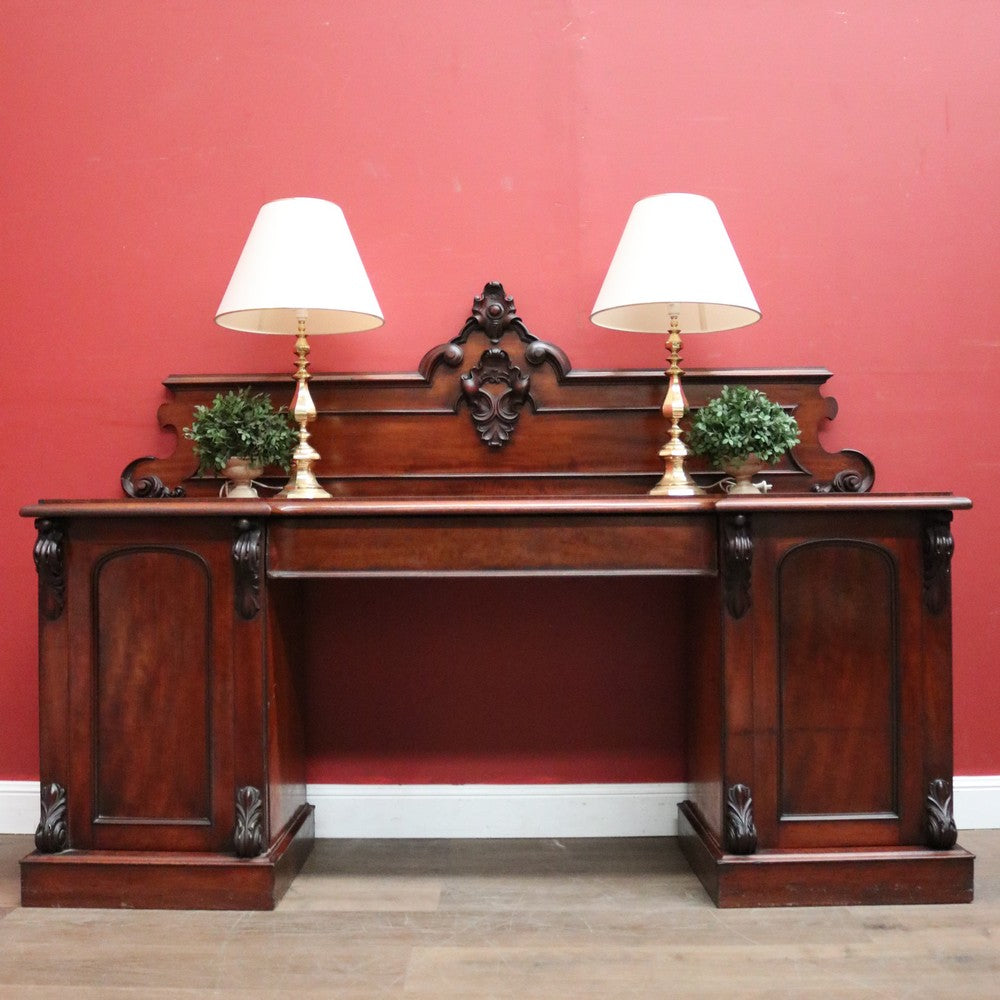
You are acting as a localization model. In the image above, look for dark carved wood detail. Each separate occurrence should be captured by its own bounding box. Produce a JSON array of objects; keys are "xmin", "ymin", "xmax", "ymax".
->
[
  {"xmin": 453, "ymin": 283, "xmax": 569, "ymax": 371},
  {"xmin": 811, "ymin": 449, "xmax": 875, "ymax": 493},
  {"xmin": 923, "ymin": 512, "xmax": 954, "ymax": 616},
  {"xmin": 467, "ymin": 281, "xmax": 525, "ymax": 345},
  {"xmin": 121, "ymin": 456, "xmax": 186, "ymax": 498},
  {"xmin": 33, "ymin": 519, "xmax": 66, "ymax": 621},
  {"xmin": 461, "ymin": 348, "xmax": 531, "ymax": 447},
  {"xmin": 35, "ymin": 782, "xmax": 69, "ymax": 853},
  {"xmin": 725, "ymin": 783, "xmax": 758, "ymax": 855},
  {"xmin": 926, "ymin": 779, "xmax": 958, "ymax": 850},
  {"xmin": 233, "ymin": 519, "xmax": 262, "ymax": 620},
  {"xmin": 234, "ymin": 785, "xmax": 265, "ymax": 858},
  {"xmin": 722, "ymin": 515, "xmax": 753, "ymax": 619},
  {"xmin": 460, "ymin": 282, "xmax": 571, "ymax": 376},
  {"xmin": 419, "ymin": 282, "xmax": 571, "ymax": 448}
]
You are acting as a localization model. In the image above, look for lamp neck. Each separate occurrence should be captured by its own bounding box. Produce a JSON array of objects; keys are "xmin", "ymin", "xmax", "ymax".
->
[{"xmin": 665, "ymin": 312, "xmax": 682, "ymax": 379}]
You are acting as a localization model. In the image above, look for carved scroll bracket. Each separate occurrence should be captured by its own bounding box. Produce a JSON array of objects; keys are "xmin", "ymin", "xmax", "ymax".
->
[
  {"xmin": 926, "ymin": 778, "xmax": 958, "ymax": 850},
  {"xmin": 234, "ymin": 785, "xmax": 265, "ymax": 858},
  {"xmin": 121, "ymin": 456, "xmax": 186, "ymax": 499},
  {"xmin": 233, "ymin": 519, "xmax": 263, "ymax": 620},
  {"xmin": 725, "ymin": 783, "xmax": 758, "ymax": 855},
  {"xmin": 811, "ymin": 449, "xmax": 875, "ymax": 494},
  {"xmin": 35, "ymin": 782, "xmax": 69, "ymax": 853},
  {"xmin": 722, "ymin": 514, "xmax": 753, "ymax": 619},
  {"xmin": 923, "ymin": 512, "xmax": 954, "ymax": 616},
  {"xmin": 33, "ymin": 519, "xmax": 67, "ymax": 621}
]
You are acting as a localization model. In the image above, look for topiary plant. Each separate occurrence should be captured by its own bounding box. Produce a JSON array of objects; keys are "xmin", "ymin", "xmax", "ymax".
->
[
  {"xmin": 686, "ymin": 385, "xmax": 800, "ymax": 469},
  {"xmin": 183, "ymin": 388, "xmax": 297, "ymax": 475}
]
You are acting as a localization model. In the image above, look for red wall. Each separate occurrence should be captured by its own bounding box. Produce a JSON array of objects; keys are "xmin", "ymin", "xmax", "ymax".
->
[{"xmin": 3, "ymin": 1, "xmax": 998, "ymax": 783}]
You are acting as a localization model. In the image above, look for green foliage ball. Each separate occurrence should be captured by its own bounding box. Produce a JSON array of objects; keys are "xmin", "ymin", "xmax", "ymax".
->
[
  {"xmin": 183, "ymin": 388, "xmax": 297, "ymax": 474},
  {"xmin": 686, "ymin": 385, "xmax": 800, "ymax": 469}
]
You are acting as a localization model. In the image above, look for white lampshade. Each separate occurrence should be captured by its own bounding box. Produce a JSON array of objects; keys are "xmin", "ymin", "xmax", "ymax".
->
[
  {"xmin": 215, "ymin": 197, "xmax": 384, "ymax": 335},
  {"xmin": 591, "ymin": 193, "xmax": 760, "ymax": 333}
]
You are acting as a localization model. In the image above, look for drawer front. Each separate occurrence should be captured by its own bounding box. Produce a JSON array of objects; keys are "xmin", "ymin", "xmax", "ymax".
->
[{"xmin": 267, "ymin": 514, "xmax": 717, "ymax": 576}]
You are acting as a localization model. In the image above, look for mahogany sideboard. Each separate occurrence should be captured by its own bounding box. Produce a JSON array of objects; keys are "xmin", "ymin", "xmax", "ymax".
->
[{"xmin": 21, "ymin": 283, "xmax": 973, "ymax": 909}]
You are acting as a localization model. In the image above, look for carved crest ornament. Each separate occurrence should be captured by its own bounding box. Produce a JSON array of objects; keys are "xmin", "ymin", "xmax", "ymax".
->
[{"xmin": 419, "ymin": 281, "xmax": 570, "ymax": 449}]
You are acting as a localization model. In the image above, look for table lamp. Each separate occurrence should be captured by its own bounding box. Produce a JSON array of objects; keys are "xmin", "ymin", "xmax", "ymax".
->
[
  {"xmin": 591, "ymin": 193, "xmax": 761, "ymax": 496},
  {"xmin": 215, "ymin": 197, "xmax": 383, "ymax": 499}
]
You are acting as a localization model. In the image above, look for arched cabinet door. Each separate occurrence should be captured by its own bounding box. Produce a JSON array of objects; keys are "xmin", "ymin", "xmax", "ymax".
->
[
  {"xmin": 90, "ymin": 545, "xmax": 216, "ymax": 847},
  {"xmin": 58, "ymin": 517, "xmax": 249, "ymax": 856},
  {"xmin": 770, "ymin": 536, "xmax": 907, "ymax": 846}
]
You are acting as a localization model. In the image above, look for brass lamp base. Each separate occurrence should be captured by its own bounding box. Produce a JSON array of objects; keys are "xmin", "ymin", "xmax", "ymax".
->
[
  {"xmin": 277, "ymin": 318, "xmax": 333, "ymax": 500},
  {"xmin": 650, "ymin": 449, "xmax": 705, "ymax": 497},
  {"xmin": 650, "ymin": 316, "xmax": 705, "ymax": 497},
  {"xmin": 276, "ymin": 460, "xmax": 332, "ymax": 500},
  {"xmin": 277, "ymin": 485, "xmax": 332, "ymax": 499}
]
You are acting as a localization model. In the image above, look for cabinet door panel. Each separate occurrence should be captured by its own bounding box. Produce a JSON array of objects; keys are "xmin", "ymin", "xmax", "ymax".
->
[
  {"xmin": 94, "ymin": 548, "xmax": 213, "ymax": 825},
  {"xmin": 745, "ymin": 511, "xmax": 935, "ymax": 852},
  {"xmin": 61, "ymin": 518, "xmax": 244, "ymax": 855},
  {"xmin": 777, "ymin": 541, "xmax": 898, "ymax": 818}
]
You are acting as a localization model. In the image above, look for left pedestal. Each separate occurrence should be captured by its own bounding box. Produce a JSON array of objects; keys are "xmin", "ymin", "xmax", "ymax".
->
[{"xmin": 23, "ymin": 507, "xmax": 312, "ymax": 910}]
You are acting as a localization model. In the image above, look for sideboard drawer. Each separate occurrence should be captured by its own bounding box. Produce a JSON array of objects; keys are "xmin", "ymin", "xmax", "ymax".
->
[{"xmin": 267, "ymin": 513, "xmax": 717, "ymax": 577}]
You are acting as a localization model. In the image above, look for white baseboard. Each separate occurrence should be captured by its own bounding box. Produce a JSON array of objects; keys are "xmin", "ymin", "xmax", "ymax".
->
[
  {"xmin": 0, "ymin": 781, "xmax": 45, "ymax": 835},
  {"xmin": 1, "ymin": 778, "xmax": 998, "ymax": 837},
  {"xmin": 308, "ymin": 783, "xmax": 687, "ymax": 838},
  {"xmin": 954, "ymin": 775, "xmax": 1000, "ymax": 830}
]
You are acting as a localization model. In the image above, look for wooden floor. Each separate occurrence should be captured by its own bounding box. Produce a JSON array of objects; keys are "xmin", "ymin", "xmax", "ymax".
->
[{"xmin": 1, "ymin": 831, "xmax": 998, "ymax": 998}]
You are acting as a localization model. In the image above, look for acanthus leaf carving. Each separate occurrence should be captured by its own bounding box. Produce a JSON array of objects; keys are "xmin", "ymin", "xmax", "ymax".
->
[
  {"xmin": 33, "ymin": 518, "xmax": 67, "ymax": 621},
  {"xmin": 722, "ymin": 515, "xmax": 753, "ymax": 619},
  {"xmin": 725, "ymin": 783, "xmax": 758, "ymax": 855},
  {"xmin": 233, "ymin": 519, "xmax": 262, "ymax": 620},
  {"xmin": 234, "ymin": 785, "xmax": 265, "ymax": 858},
  {"xmin": 35, "ymin": 782, "xmax": 69, "ymax": 854},
  {"xmin": 923, "ymin": 512, "xmax": 954, "ymax": 616},
  {"xmin": 461, "ymin": 348, "xmax": 531, "ymax": 448},
  {"xmin": 926, "ymin": 778, "xmax": 958, "ymax": 850}
]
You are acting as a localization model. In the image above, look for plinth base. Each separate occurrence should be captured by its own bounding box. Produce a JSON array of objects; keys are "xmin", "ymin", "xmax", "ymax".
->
[
  {"xmin": 20, "ymin": 804, "xmax": 314, "ymax": 910},
  {"xmin": 678, "ymin": 801, "xmax": 974, "ymax": 908}
]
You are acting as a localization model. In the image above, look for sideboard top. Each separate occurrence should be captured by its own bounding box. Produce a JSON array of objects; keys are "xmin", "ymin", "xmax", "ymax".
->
[{"xmin": 22, "ymin": 493, "xmax": 972, "ymax": 521}]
